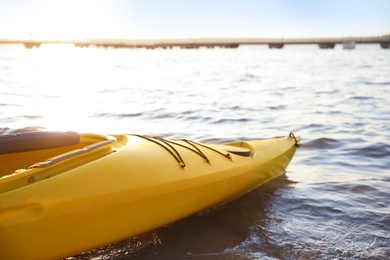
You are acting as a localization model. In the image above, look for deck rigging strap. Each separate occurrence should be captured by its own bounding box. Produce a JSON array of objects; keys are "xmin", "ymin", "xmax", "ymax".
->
[
  {"xmin": 132, "ymin": 135, "xmax": 186, "ymax": 167},
  {"xmin": 130, "ymin": 135, "xmax": 231, "ymax": 168},
  {"xmin": 181, "ymin": 139, "xmax": 231, "ymax": 159}
]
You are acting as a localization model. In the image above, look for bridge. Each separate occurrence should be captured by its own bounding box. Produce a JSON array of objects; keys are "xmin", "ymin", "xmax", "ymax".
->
[{"xmin": 0, "ymin": 35, "xmax": 389, "ymax": 49}]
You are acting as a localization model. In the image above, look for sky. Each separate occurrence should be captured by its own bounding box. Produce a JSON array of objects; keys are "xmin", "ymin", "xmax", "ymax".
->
[{"xmin": 0, "ymin": 0, "xmax": 389, "ymax": 40}]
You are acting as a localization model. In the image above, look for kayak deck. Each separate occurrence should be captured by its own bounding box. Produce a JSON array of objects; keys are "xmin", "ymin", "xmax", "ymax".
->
[
  {"xmin": 0, "ymin": 132, "xmax": 254, "ymax": 193},
  {"xmin": 0, "ymin": 131, "xmax": 300, "ymax": 260}
]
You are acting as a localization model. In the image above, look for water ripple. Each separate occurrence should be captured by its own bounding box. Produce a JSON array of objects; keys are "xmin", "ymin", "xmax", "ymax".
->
[{"xmin": 1, "ymin": 45, "xmax": 389, "ymax": 260}]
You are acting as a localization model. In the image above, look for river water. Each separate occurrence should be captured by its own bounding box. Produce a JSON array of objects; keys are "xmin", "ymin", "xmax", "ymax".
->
[{"xmin": 0, "ymin": 44, "xmax": 389, "ymax": 259}]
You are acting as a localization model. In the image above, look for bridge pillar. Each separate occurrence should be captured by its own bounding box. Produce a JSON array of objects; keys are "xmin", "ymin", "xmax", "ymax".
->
[
  {"xmin": 380, "ymin": 43, "xmax": 390, "ymax": 49},
  {"xmin": 221, "ymin": 44, "xmax": 239, "ymax": 48},
  {"xmin": 318, "ymin": 43, "xmax": 335, "ymax": 49},
  {"xmin": 268, "ymin": 43, "xmax": 284, "ymax": 49},
  {"xmin": 24, "ymin": 42, "xmax": 41, "ymax": 49},
  {"xmin": 74, "ymin": 43, "xmax": 90, "ymax": 48}
]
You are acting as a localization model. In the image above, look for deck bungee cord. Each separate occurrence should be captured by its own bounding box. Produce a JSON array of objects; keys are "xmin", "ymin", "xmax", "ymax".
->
[{"xmin": 130, "ymin": 135, "xmax": 231, "ymax": 167}]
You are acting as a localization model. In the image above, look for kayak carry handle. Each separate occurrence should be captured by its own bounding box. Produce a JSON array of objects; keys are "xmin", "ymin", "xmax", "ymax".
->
[{"xmin": 289, "ymin": 133, "xmax": 301, "ymax": 148}]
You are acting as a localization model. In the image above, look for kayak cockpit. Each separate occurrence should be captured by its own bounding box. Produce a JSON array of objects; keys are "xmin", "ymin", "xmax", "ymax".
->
[{"xmin": 0, "ymin": 132, "xmax": 117, "ymax": 193}]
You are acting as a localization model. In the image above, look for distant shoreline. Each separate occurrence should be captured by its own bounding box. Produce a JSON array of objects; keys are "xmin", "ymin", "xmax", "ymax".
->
[{"xmin": 1, "ymin": 35, "xmax": 389, "ymax": 49}]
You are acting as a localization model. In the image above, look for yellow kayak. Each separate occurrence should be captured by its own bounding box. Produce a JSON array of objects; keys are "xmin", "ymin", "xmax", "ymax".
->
[{"xmin": 0, "ymin": 131, "xmax": 300, "ymax": 259}]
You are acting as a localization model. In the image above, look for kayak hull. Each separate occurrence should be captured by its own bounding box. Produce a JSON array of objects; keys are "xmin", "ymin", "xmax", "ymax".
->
[{"xmin": 0, "ymin": 133, "xmax": 299, "ymax": 259}]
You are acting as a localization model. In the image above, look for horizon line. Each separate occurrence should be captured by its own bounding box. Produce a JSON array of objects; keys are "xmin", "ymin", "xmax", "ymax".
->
[{"xmin": 0, "ymin": 33, "xmax": 389, "ymax": 42}]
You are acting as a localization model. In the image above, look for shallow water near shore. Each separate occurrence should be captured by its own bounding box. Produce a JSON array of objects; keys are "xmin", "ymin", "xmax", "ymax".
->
[{"xmin": 1, "ymin": 44, "xmax": 389, "ymax": 259}]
